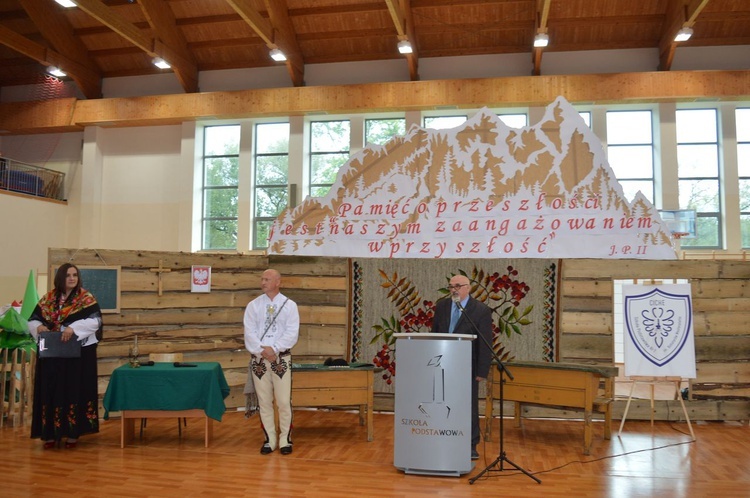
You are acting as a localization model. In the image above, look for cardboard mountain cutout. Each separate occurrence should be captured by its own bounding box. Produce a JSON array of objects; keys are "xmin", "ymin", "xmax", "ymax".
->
[{"xmin": 268, "ymin": 96, "xmax": 676, "ymax": 260}]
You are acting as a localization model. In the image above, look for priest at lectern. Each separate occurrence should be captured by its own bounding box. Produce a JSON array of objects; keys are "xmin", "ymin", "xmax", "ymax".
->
[{"xmin": 431, "ymin": 274, "xmax": 493, "ymax": 460}]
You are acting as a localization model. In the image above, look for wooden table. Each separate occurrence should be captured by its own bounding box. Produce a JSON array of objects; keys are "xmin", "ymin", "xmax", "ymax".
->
[
  {"xmin": 292, "ymin": 364, "xmax": 375, "ymax": 441},
  {"xmin": 484, "ymin": 361, "xmax": 618, "ymax": 455},
  {"xmin": 103, "ymin": 362, "xmax": 230, "ymax": 448}
]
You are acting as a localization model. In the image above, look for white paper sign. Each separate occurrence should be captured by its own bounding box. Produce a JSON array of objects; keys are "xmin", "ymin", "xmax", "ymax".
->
[
  {"xmin": 191, "ymin": 265, "xmax": 211, "ymax": 293},
  {"xmin": 623, "ymin": 284, "xmax": 696, "ymax": 378}
]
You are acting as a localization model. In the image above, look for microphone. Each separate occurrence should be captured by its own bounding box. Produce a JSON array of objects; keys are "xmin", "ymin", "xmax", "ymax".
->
[
  {"xmin": 173, "ymin": 361, "xmax": 198, "ymax": 367},
  {"xmin": 140, "ymin": 360, "xmax": 155, "ymax": 367},
  {"xmin": 451, "ymin": 293, "xmax": 462, "ymax": 307}
]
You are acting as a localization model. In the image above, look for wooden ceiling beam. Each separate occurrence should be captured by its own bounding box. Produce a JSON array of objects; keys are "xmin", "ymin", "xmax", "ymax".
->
[
  {"xmin": 0, "ymin": 24, "xmax": 101, "ymax": 97},
  {"xmin": 138, "ymin": 0, "xmax": 198, "ymax": 93},
  {"xmin": 224, "ymin": 0, "xmax": 274, "ymax": 46},
  {"xmin": 17, "ymin": 0, "xmax": 102, "ymax": 99},
  {"xmin": 532, "ymin": 0, "xmax": 552, "ymax": 76},
  {"xmin": 1, "ymin": 70, "xmax": 747, "ymax": 135},
  {"xmin": 225, "ymin": 0, "xmax": 305, "ymax": 87},
  {"xmin": 73, "ymin": 0, "xmax": 197, "ymax": 93},
  {"xmin": 264, "ymin": 0, "xmax": 305, "ymax": 87},
  {"xmin": 385, "ymin": 0, "xmax": 419, "ymax": 81},
  {"xmin": 659, "ymin": 0, "xmax": 711, "ymax": 71}
]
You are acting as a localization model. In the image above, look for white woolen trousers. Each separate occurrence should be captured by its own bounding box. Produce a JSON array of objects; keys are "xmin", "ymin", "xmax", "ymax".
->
[{"xmin": 252, "ymin": 353, "xmax": 293, "ymax": 449}]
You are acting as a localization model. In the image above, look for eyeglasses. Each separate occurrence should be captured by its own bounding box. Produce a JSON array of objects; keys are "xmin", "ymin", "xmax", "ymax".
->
[{"xmin": 446, "ymin": 284, "xmax": 467, "ymax": 290}]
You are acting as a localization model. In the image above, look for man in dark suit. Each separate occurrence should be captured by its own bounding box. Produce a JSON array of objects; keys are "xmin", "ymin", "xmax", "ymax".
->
[{"xmin": 431, "ymin": 274, "xmax": 493, "ymax": 460}]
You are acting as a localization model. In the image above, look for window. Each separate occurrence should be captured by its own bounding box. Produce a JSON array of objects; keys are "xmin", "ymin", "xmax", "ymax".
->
[
  {"xmin": 737, "ymin": 108, "xmax": 750, "ymax": 247},
  {"xmin": 310, "ymin": 120, "xmax": 350, "ymax": 197},
  {"xmin": 606, "ymin": 110, "xmax": 655, "ymax": 204},
  {"xmin": 498, "ymin": 113, "xmax": 527, "ymax": 128},
  {"xmin": 365, "ymin": 118, "xmax": 406, "ymax": 146},
  {"xmin": 424, "ymin": 115, "xmax": 467, "ymax": 130},
  {"xmin": 677, "ymin": 109, "xmax": 721, "ymax": 248},
  {"xmin": 254, "ymin": 123, "xmax": 290, "ymax": 250},
  {"xmin": 202, "ymin": 125, "xmax": 240, "ymax": 250},
  {"xmin": 578, "ymin": 111, "xmax": 591, "ymax": 127}
]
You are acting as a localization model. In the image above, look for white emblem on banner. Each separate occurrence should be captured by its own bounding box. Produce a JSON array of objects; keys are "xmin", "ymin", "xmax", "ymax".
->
[{"xmin": 623, "ymin": 284, "xmax": 696, "ymax": 377}]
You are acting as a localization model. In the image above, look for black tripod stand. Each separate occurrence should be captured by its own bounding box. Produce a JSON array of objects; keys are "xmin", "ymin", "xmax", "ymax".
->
[
  {"xmin": 469, "ymin": 359, "xmax": 541, "ymax": 484},
  {"xmin": 452, "ymin": 299, "xmax": 540, "ymax": 484}
]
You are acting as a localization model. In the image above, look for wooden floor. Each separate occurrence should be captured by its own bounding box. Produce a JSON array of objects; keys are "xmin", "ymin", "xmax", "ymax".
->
[{"xmin": 1, "ymin": 408, "xmax": 748, "ymax": 497}]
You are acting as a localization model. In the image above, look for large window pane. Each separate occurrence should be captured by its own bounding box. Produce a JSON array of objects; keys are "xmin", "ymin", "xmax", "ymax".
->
[
  {"xmin": 366, "ymin": 118, "xmax": 406, "ymax": 145},
  {"xmin": 256, "ymin": 123, "xmax": 290, "ymax": 154},
  {"xmin": 256, "ymin": 156, "xmax": 288, "ymax": 184},
  {"xmin": 737, "ymin": 109, "xmax": 750, "ymax": 142},
  {"xmin": 742, "ymin": 215, "xmax": 750, "ymax": 248},
  {"xmin": 677, "ymin": 144, "xmax": 719, "ymax": 177},
  {"xmin": 738, "ymin": 144, "xmax": 750, "ymax": 176},
  {"xmin": 677, "ymin": 109, "xmax": 718, "ymax": 143},
  {"xmin": 606, "ymin": 110, "xmax": 654, "ymax": 206},
  {"xmin": 254, "ymin": 220, "xmax": 274, "ymax": 249},
  {"xmin": 203, "ymin": 219, "xmax": 238, "ymax": 250},
  {"xmin": 202, "ymin": 125, "xmax": 240, "ymax": 250},
  {"xmin": 681, "ymin": 215, "xmax": 720, "ymax": 247},
  {"xmin": 498, "ymin": 114, "xmax": 527, "ymax": 128},
  {"xmin": 204, "ymin": 157, "xmax": 238, "ymax": 187},
  {"xmin": 608, "ymin": 146, "xmax": 654, "ymax": 179},
  {"xmin": 310, "ymin": 120, "xmax": 349, "ymax": 197},
  {"xmin": 204, "ymin": 125, "xmax": 240, "ymax": 156},
  {"xmin": 740, "ymin": 179, "xmax": 750, "ymax": 211},
  {"xmin": 311, "ymin": 153, "xmax": 347, "ymax": 184},
  {"xmin": 679, "ymin": 179, "xmax": 719, "ymax": 211},
  {"xmin": 424, "ymin": 116, "xmax": 467, "ymax": 130},
  {"xmin": 311, "ymin": 121, "xmax": 349, "ymax": 152},
  {"xmin": 677, "ymin": 108, "xmax": 721, "ymax": 248},
  {"xmin": 254, "ymin": 122, "xmax": 290, "ymax": 250},
  {"xmin": 606, "ymin": 111, "xmax": 652, "ymax": 144},
  {"xmin": 204, "ymin": 188, "xmax": 238, "ymax": 218},
  {"xmin": 739, "ymin": 109, "xmax": 750, "ymax": 247},
  {"xmin": 618, "ymin": 180, "xmax": 654, "ymax": 204}
]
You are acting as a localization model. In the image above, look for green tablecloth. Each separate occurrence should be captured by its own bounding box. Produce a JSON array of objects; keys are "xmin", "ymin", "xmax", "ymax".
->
[{"xmin": 103, "ymin": 362, "xmax": 230, "ymax": 421}]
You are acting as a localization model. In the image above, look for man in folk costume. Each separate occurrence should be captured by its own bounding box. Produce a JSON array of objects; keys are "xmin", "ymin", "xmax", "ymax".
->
[{"xmin": 243, "ymin": 269, "xmax": 299, "ymax": 455}]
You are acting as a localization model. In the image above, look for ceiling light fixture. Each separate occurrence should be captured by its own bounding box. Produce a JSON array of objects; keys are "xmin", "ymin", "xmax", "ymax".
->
[
  {"xmin": 674, "ymin": 27, "xmax": 694, "ymax": 42},
  {"xmin": 533, "ymin": 33, "xmax": 549, "ymax": 48},
  {"xmin": 54, "ymin": 0, "xmax": 77, "ymax": 7},
  {"xmin": 153, "ymin": 57, "xmax": 171, "ymax": 69},
  {"xmin": 269, "ymin": 48, "xmax": 287, "ymax": 62},
  {"xmin": 47, "ymin": 66, "xmax": 66, "ymax": 78},
  {"xmin": 397, "ymin": 40, "xmax": 413, "ymax": 54}
]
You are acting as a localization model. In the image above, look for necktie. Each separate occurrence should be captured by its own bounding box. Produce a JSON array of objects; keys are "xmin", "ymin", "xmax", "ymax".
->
[{"xmin": 449, "ymin": 303, "xmax": 459, "ymax": 333}]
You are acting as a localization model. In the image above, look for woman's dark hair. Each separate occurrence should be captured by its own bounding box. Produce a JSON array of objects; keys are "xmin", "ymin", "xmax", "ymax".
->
[{"xmin": 54, "ymin": 263, "xmax": 82, "ymax": 301}]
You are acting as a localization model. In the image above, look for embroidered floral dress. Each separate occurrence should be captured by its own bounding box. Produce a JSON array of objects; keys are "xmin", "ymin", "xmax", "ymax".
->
[{"xmin": 28, "ymin": 288, "xmax": 103, "ymax": 442}]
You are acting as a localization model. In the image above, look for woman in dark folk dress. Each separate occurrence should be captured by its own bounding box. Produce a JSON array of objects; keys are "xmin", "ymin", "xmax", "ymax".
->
[{"xmin": 27, "ymin": 263, "xmax": 103, "ymax": 449}]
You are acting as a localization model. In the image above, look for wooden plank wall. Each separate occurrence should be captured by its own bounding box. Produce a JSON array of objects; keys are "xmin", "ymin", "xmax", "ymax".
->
[
  {"xmin": 49, "ymin": 250, "xmax": 749, "ymax": 420},
  {"xmin": 49, "ymin": 249, "xmax": 349, "ymax": 413},
  {"xmin": 561, "ymin": 259, "xmax": 750, "ymax": 420}
]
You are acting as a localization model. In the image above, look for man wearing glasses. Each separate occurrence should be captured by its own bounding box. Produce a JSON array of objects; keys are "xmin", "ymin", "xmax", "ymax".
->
[{"xmin": 431, "ymin": 274, "xmax": 493, "ymax": 461}]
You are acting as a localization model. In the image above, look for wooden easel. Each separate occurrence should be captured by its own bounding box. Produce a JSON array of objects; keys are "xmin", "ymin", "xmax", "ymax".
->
[{"xmin": 617, "ymin": 375, "xmax": 695, "ymax": 440}]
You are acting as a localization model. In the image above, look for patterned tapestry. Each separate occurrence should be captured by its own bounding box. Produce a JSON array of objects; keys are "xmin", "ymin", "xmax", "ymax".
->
[{"xmin": 350, "ymin": 258, "xmax": 560, "ymax": 393}]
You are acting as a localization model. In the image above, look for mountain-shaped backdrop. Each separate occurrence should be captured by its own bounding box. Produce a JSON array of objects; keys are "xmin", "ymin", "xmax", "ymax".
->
[{"xmin": 268, "ymin": 96, "xmax": 676, "ymax": 260}]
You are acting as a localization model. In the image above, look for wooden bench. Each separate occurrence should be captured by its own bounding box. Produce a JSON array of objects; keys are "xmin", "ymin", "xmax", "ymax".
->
[
  {"xmin": 484, "ymin": 361, "xmax": 618, "ymax": 455},
  {"xmin": 292, "ymin": 366, "xmax": 375, "ymax": 441}
]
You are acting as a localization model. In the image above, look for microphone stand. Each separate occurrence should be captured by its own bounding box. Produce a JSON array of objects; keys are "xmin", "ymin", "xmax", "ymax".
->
[{"xmin": 453, "ymin": 300, "xmax": 541, "ymax": 485}]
